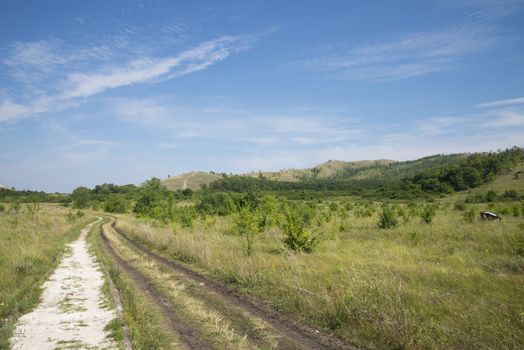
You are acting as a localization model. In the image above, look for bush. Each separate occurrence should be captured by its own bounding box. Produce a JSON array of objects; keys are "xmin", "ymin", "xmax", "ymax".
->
[
  {"xmin": 71, "ymin": 186, "xmax": 91, "ymax": 209},
  {"xmin": 463, "ymin": 207, "xmax": 476, "ymax": 223},
  {"xmin": 421, "ymin": 204, "xmax": 436, "ymax": 224},
  {"xmin": 454, "ymin": 202, "xmax": 466, "ymax": 211},
  {"xmin": 104, "ymin": 195, "xmax": 130, "ymax": 213},
  {"xmin": 377, "ymin": 205, "xmax": 398, "ymax": 229},
  {"xmin": 234, "ymin": 206, "xmax": 260, "ymax": 256},
  {"xmin": 279, "ymin": 205, "xmax": 318, "ymax": 252}
]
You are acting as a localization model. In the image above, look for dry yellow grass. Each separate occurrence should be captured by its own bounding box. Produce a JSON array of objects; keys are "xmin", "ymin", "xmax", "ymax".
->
[{"xmin": 116, "ymin": 202, "xmax": 524, "ymax": 349}]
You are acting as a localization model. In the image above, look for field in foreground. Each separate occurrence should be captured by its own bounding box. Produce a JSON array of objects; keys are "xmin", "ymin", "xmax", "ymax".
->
[{"xmin": 115, "ymin": 200, "xmax": 524, "ymax": 349}]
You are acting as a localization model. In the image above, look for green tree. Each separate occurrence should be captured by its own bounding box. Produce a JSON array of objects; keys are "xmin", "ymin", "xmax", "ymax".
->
[
  {"xmin": 71, "ymin": 187, "xmax": 91, "ymax": 209},
  {"xmin": 133, "ymin": 178, "xmax": 164, "ymax": 216},
  {"xmin": 104, "ymin": 195, "xmax": 130, "ymax": 213},
  {"xmin": 234, "ymin": 206, "xmax": 260, "ymax": 256},
  {"xmin": 279, "ymin": 205, "xmax": 318, "ymax": 252}
]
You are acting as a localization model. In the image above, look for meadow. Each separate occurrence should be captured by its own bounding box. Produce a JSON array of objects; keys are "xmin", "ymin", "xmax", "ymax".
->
[
  {"xmin": 0, "ymin": 204, "xmax": 95, "ymax": 349},
  {"xmin": 115, "ymin": 199, "xmax": 524, "ymax": 349}
]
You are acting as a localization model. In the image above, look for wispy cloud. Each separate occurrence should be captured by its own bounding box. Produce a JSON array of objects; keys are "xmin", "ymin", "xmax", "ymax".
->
[
  {"xmin": 476, "ymin": 96, "xmax": 524, "ymax": 108},
  {"xmin": 486, "ymin": 110, "xmax": 524, "ymax": 127},
  {"xmin": 0, "ymin": 33, "xmax": 256, "ymax": 123},
  {"xmin": 294, "ymin": 0, "xmax": 524, "ymax": 82},
  {"xmin": 63, "ymin": 35, "xmax": 253, "ymax": 98},
  {"xmin": 295, "ymin": 23, "xmax": 497, "ymax": 81},
  {"xmin": 109, "ymin": 97, "xmax": 361, "ymax": 146}
]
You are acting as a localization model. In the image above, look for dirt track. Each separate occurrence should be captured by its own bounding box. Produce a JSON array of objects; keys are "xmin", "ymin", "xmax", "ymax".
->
[{"xmin": 101, "ymin": 220, "xmax": 360, "ymax": 350}]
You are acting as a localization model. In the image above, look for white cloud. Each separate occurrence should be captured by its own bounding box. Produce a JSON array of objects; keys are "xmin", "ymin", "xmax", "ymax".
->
[
  {"xmin": 296, "ymin": 22, "xmax": 498, "ymax": 81},
  {"xmin": 487, "ymin": 110, "xmax": 524, "ymax": 127},
  {"xmin": 0, "ymin": 34, "xmax": 255, "ymax": 123},
  {"xmin": 476, "ymin": 96, "xmax": 524, "ymax": 108},
  {"xmin": 63, "ymin": 35, "xmax": 252, "ymax": 98}
]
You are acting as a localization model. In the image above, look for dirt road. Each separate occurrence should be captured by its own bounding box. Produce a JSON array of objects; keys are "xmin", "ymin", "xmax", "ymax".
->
[
  {"xmin": 10, "ymin": 218, "xmax": 118, "ymax": 350},
  {"xmin": 101, "ymin": 220, "xmax": 359, "ymax": 350}
]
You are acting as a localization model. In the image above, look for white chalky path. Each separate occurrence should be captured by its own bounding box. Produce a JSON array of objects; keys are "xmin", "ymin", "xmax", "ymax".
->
[{"xmin": 10, "ymin": 218, "xmax": 118, "ymax": 350}]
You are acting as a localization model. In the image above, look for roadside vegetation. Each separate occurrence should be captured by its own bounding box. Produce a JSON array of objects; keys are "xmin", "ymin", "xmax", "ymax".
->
[
  {"xmin": 2, "ymin": 147, "xmax": 523, "ymax": 349},
  {"xmin": 114, "ymin": 198, "xmax": 524, "ymax": 349},
  {"xmin": 0, "ymin": 204, "xmax": 94, "ymax": 349}
]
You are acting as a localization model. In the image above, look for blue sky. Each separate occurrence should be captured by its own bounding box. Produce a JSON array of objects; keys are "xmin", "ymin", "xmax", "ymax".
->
[{"xmin": 1, "ymin": 0, "xmax": 523, "ymax": 192}]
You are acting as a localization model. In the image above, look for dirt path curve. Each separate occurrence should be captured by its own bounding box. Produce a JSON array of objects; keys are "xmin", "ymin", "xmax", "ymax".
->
[
  {"xmin": 10, "ymin": 218, "xmax": 118, "ymax": 350},
  {"xmin": 110, "ymin": 221, "xmax": 360, "ymax": 350}
]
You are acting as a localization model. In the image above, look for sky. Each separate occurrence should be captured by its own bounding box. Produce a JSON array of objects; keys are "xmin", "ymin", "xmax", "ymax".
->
[{"xmin": 0, "ymin": 0, "xmax": 523, "ymax": 192}]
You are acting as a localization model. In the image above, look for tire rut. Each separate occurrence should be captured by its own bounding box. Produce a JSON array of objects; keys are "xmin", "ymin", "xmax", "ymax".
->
[
  {"xmin": 111, "ymin": 221, "xmax": 360, "ymax": 350},
  {"xmin": 100, "ymin": 225, "xmax": 211, "ymax": 350}
]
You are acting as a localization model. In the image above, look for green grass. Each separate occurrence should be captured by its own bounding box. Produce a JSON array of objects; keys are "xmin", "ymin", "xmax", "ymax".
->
[
  {"xmin": 0, "ymin": 204, "xmax": 95, "ymax": 349},
  {"xmin": 87, "ymin": 221, "xmax": 178, "ymax": 349},
  {"xmin": 117, "ymin": 201, "xmax": 524, "ymax": 349}
]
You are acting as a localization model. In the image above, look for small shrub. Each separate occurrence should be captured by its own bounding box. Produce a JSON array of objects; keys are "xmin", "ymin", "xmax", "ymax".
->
[
  {"xmin": 463, "ymin": 207, "xmax": 476, "ymax": 223},
  {"xmin": 421, "ymin": 204, "xmax": 436, "ymax": 224},
  {"xmin": 0, "ymin": 203, "xmax": 5, "ymax": 213},
  {"xmin": 9, "ymin": 201, "xmax": 21, "ymax": 215},
  {"xmin": 377, "ymin": 205, "xmax": 398, "ymax": 229},
  {"xmin": 234, "ymin": 206, "xmax": 260, "ymax": 256},
  {"xmin": 454, "ymin": 202, "xmax": 466, "ymax": 211},
  {"xmin": 279, "ymin": 205, "xmax": 318, "ymax": 252}
]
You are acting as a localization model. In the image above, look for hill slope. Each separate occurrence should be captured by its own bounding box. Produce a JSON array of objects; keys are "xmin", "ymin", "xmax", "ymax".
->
[{"xmin": 161, "ymin": 171, "xmax": 222, "ymax": 191}]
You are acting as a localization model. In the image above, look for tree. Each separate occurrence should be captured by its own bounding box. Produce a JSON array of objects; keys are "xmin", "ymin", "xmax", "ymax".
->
[
  {"xmin": 279, "ymin": 205, "xmax": 318, "ymax": 252},
  {"xmin": 234, "ymin": 206, "xmax": 260, "ymax": 256},
  {"xmin": 133, "ymin": 178, "xmax": 164, "ymax": 216},
  {"xmin": 71, "ymin": 187, "xmax": 90, "ymax": 209},
  {"xmin": 104, "ymin": 195, "xmax": 130, "ymax": 213}
]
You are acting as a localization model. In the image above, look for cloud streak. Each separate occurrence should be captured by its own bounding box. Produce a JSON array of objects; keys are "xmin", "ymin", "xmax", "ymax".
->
[
  {"xmin": 295, "ymin": 23, "xmax": 497, "ymax": 81},
  {"xmin": 0, "ymin": 34, "xmax": 256, "ymax": 123},
  {"xmin": 476, "ymin": 96, "xmax": 524, "ymax": 108}
]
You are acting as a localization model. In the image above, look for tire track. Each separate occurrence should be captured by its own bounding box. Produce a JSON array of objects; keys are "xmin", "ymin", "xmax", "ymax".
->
[
  {"xmin": 111, "ymin": 221, "xmax": 360, "ymax": 350},
  {"xmin": 100, "ymin": 225, "xmax": 211, "ymax": 350}
]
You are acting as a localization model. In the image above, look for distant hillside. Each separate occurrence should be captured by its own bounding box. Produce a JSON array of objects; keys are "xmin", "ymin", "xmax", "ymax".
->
[
  {"xmin": 450, "ymin": 164, "xmax": 524, "ymax": 202},
  {"xmin": 161, "ymin": 171, "xmax": 222, "ymax": 190},
  {"xmin": 243, "ymin": 159, "xmax": 395, "ymax": 181}
]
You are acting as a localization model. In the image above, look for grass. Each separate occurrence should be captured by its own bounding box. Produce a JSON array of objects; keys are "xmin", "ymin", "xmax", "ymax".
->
[
  {"xmin": 104, "ymin": 223, "xmax": 279, "ymax": 349},
  {"xmin": 0, "ymin": 204, "xmax": 95, "ymax": 349},
  {"xmin": 87, "ymin": 221, "xmax": 179, "ymax": 349},
  {"xmin": 162, "ymin": 171, "xmax": 222, "ymax": 190},
  {"xmin": 116, "ymin": 200, "xmax": 524, "ymax": 349}
]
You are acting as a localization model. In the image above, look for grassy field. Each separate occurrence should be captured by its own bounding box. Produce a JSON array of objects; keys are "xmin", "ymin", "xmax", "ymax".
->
[
  {"xmin": 115, "ymin": 200, "xmax": 524, "ymax": 349},
  {"xmin": 0, "ymin": 204, "xmax": 95, "ymax": 349}
]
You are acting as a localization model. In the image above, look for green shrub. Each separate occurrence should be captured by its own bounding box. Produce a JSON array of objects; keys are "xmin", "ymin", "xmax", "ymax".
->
[
  {"xmin": 463, "ymin": 207, "xmax": 476, "ymax": 223},
  {"xmin": 234, "ymin": 206, "xmax": 260, "ymax": 256},
  {"xmin": 377, "ymin": 205, "xmax": 398, "ymax": 229},
  {"xmin": 454, "ymin": 202, "xmax": 466, "ymax": 211},
  {"xmin": 421, "ymin": 204, "xmax": 436, "ymax": 224},
  {"xmin": 279, "ymin": 205, "xmax": 318, "ymax": 252},
  {"xmin": 104, "ymin": 195, "xmax": 130, "ymax": 213}
]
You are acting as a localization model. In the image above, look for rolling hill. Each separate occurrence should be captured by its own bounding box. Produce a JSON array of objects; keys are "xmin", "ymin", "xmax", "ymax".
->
[{"xmin": 161, "ymin": 171, "xmax": 223, "ymax": 191}]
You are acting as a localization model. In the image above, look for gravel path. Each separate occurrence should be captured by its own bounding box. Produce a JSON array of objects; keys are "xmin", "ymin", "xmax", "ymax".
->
[{"xmin": 10, "ymin": 218, "xmax": 118, "ymax": 350}]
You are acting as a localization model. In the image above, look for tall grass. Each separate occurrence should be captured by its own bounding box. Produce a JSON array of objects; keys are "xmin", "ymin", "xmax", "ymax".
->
[
  {"xmin": 0, "ymin": 204, "xmax": 94, "ymax": 349},
  {"xmin": 116, "ymin": 202, "xmax": 524, "ymax": 349}
]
